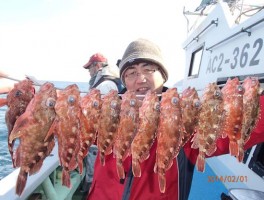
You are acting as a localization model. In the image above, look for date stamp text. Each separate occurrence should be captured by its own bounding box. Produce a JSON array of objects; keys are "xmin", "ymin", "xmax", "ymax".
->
[{"xmin": 208, "ymin": 175, "xmax": 248, "ymax": 183}]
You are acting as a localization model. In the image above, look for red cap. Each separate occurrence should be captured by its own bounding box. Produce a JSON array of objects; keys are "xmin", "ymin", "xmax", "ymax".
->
[{"xmin": 83, "ymin": 53, "xmax": 108, "ymax": 69}]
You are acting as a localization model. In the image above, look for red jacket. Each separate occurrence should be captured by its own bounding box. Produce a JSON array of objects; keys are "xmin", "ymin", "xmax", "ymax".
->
[{"xmin": 87, "ymin": 96, "xmax": 264, "ymax": 200}]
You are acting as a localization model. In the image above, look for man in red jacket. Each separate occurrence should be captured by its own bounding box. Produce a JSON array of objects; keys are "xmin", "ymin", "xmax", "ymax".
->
[{"xmin": 86, "ymin": 38, "xmax": 264, "ymax": 200}]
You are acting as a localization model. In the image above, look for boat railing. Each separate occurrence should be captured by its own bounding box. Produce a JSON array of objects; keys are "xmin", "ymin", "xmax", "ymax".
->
[
  {"xmin": 206, "ymin": 17, "xmax": 264, "ymax": 52},
  {"xmin": 0, "ymin": 143, "xmax": 85, "ymax": 200}
]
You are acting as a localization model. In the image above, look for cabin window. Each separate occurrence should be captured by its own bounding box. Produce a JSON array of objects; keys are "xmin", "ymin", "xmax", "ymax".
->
[
  {"xmin": 248, "ymin": 143, "xmax": 264, "ymax": 177},
  {"xmin": 188, "ymin": 46, "xmax": 203, "ymax": 78}
]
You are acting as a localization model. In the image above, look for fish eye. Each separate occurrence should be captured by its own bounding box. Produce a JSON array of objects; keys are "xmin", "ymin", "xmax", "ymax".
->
[
  {"xmin": 171, "ymin": 97, "xmax": 178, "ymax": 105},
  {"xmin": 214, "ymin": 90, "xmax": 222, "ymax": 98},
  {"xmin": 154, "ymin": 102, "xmax": 160, "ymax": 111},
  {"xmin": 193, "ymin": 99, "xmax": 201, "ymax": 108},
  {"xmin": 15, "ymin": 90, "xmax": 22, "ymax": 97},
  {"xmin": 68, "ymin": 95, "xmax": 75, "ymax": 104},
  {"xmin": 130, "ymin": 99, "xmax": 136, "ymax": 107},
  {"xmin": 46, "ymin": 98, "xmax": 56, "ymax": 108},
  {"xmin": 93, "ymin": 100, "xmax": 99, "ymax": 108},
  {"xmin": 111, "ymin": 100, "xmax": 117, "ymax": 109},
  {"xmin": 237, "ymin": 85, "xmax": 244, "ymax": 93},
  {"xmin": 251, "ymin": 78, "xmax": 258, "ymax": 86}
]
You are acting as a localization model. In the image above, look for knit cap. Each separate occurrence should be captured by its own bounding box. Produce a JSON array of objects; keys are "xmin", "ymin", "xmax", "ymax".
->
[{"xmin": 119, "ymin": 38, "xmax": 168, "ymax": 85}]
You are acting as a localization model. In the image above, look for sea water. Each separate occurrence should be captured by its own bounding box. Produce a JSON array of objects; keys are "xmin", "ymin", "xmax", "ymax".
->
[{"xmin": 0, "ymin": 81, "xmax": 88, "ymax": 180}]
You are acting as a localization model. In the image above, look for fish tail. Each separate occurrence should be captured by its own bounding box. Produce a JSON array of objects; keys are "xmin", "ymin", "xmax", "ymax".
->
[
  {"xmin": 116, "ymin": 159, "xmax": 125, "ymax": 179},
  {"xmin": 158, "ymin": 173, "xmax": 166, "ymax": 193},
  {"xmin": 206, "ymin": 144, "xmax": 217, "ymax": 156},
  {"xmin": 229, "ymin": 141, "xmax": 239, "ymax": 156},
  {"xmin": 100, "ymin": 152, "xmax": 105, "ymax": 166},
  {"xmin": 196, "ymin": 152, "xmax": 205, "ymax": 172},
  {"xmin": 62, "ymin": 169, "xmax": 71, "ymax": 188},
  {"xmin": 16, "ymin": 170, "xmax": 28, "ymax": 196},
  {"xmin": 132, "ymin": 158, "xmax": 141, "ymax": 177}
]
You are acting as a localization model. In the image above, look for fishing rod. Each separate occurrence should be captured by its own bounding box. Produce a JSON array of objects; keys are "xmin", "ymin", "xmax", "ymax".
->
[
  {"xmin": 2, "ymin": 74, "xmax": 263, "ymax": 97},
  {"xmin": 0, "ymin": 74, "xmax": 88, "ymax": 94},
  {"xmin": 115, "ymin": 76, "xmax": 264, "ymax": 98}
]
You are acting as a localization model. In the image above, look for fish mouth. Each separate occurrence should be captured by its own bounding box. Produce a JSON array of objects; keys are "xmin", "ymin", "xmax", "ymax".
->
[{"xmin": 136, "ymin": 87, "xmax": 150, "ymax": 95}]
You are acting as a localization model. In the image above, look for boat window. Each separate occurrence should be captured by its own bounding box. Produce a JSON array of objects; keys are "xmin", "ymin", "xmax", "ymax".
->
[
  {"xmin": 188, "ymin": 46, "xmax": 203, "ymax": 78},
  {"xmin": 248, "ymin": 143, "xmax": 264, "ymax": 177}
]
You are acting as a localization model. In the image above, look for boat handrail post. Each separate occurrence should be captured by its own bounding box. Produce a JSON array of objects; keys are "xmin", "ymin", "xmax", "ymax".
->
[{"xmin": 42, "ymin": 176, "xmax": 59, "ymax": 200}]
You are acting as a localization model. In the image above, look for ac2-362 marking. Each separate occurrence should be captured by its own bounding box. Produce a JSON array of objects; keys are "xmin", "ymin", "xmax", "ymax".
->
[{"xmin": 206, "ymin": 38, "xmax": 263, "ymax": 74}]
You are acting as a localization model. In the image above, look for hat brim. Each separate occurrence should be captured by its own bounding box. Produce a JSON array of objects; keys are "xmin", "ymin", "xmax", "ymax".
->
[
  {"xmin": 120, "ymin": 58, "xmax": 168, "ymax": 86},
  {"xmin": 83, "ymin": 61, "xmax": 93, "ymax": 69}
]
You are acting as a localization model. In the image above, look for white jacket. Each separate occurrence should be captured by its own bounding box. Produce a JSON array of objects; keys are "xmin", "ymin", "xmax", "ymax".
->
[{"xmin": 88, "ymin": 65, "xmax": 119, "ymax": 94}]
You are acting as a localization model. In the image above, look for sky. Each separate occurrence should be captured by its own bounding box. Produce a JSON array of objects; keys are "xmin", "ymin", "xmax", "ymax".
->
[{"xmin": 0, "ymin": 0, "xmax": 202, "ymax": 87}]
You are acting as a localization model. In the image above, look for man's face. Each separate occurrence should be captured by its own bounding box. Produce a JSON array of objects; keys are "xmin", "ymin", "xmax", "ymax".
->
[
  {"xmin": 124, "ymin": 62, "xmax": 165, "ymax": 99},
  {"xmin": 88, "ymin": 63, "xmax": 98, "ymax": 77}
]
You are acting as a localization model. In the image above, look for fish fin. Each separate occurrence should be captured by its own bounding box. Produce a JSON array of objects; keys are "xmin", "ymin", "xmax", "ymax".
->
[
  {"xmin": 229, "ymin": 141, "xmax": 239, "ymax": 156},
  {"xmin": 191, "ymin": 133, "xmax": 199, "ymax": 149},
  {"xmin": 8, "ymin": 140, "xmax": 15, "ymax": 167},
  {"xmin": 132, "ymin": 158, "xmax": 141, "ymax": 177},
  {"xmin": 68, "ymin": 158, "xmax": 78, "ymax": 171},
  {"xmin": 69, "ymin": 142, "xmax": 80, "ymax": 171},
  {"xmin": 10, "ymin": 116, "xmax": 30, "ymax": 137},
  {"xmin": 153, "ymin": 163, "xmax": 157, "ymax": 173},
  {"xmin": 206, "ymin": 144, "xmax": 217, "ymax": 156},
  {"xmin": 139, "ymin": 152, "xmax": 150, "ymax": 163},
  {"xmin": 116, "ymin": 159, "xmax": 125, "ymax": 179},
  {"xmin": 222, "ymin": 132, "xmax": 227, "ymax": 138},
  {"xmin": 169, "ymin": 159, "xmax": 175, "ymax": 171},
  {"xmin": 105, "ymin": 147, "xmax": 113, "ymax": 156},
  {"xmin": 46, "ymin": 140, "xmax": 55, "ymax": 156},
  {"xmin": 158, "ymin": 173, "xmax": 166, "ymax": 193},
  {"xmin": 62, "ymin": 169, "xmax": 71, "ymax": 188},
  {"xmin": 9, "ymin": 130, "xmax": 24, "ymax": 144},
  {"xmin": 78, "ymin": 155, "xmax": 84, "ymax": 174},
  {"xmin": 100, "ymin": 152, "xmax": 105, "ymax": 166},
  {"xmin": 0, "ymin": 98, "xmax": 7, "ymax": 107},
  {"xmin": 112, "ymin": 146, "xmax": 117, "ymax": 158},
  {"xmin": 13, "ymin": 145, "xmax": 21, "ymax": 168},
  {"xmin": 237, "ymin": 145, "xmax": 244, "ymax": 162},
  {"xmin": 29, "ymin": 160, "xmax": 44, "ymax": 175},
  {"xmin": 44, "ymin": 120, "xmax": 57, "ymax": 142},
  {"xmin": 16, "ymin": 170, "xmax": 28, "ymax": 196},
  {"xmin": 9, "ymin": 117, "xmax": 30, "ymax": 142},
  {"xmin": 196, "ymin": 152, "xmax": 205, "ymax": 172},
  {"xmin": 127, "ymin": 148, "xmax": 131, "ymax": 157},
  {"xmin": 96, "ymin": 136, "xmax": 99, "ymax": 147}
]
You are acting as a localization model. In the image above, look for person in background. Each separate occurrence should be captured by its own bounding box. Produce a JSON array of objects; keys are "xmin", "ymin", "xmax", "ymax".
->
[
  {"xmin": 81, "ymin": 53, "xmax": 121, "ymax": 194},
  {"xmin": 83, "ymin": 53, "xmax": 120, "ymax": 94},
  {"xmin": 86, "ymin": 38, "xmax": 264, "ymax": 200}
]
